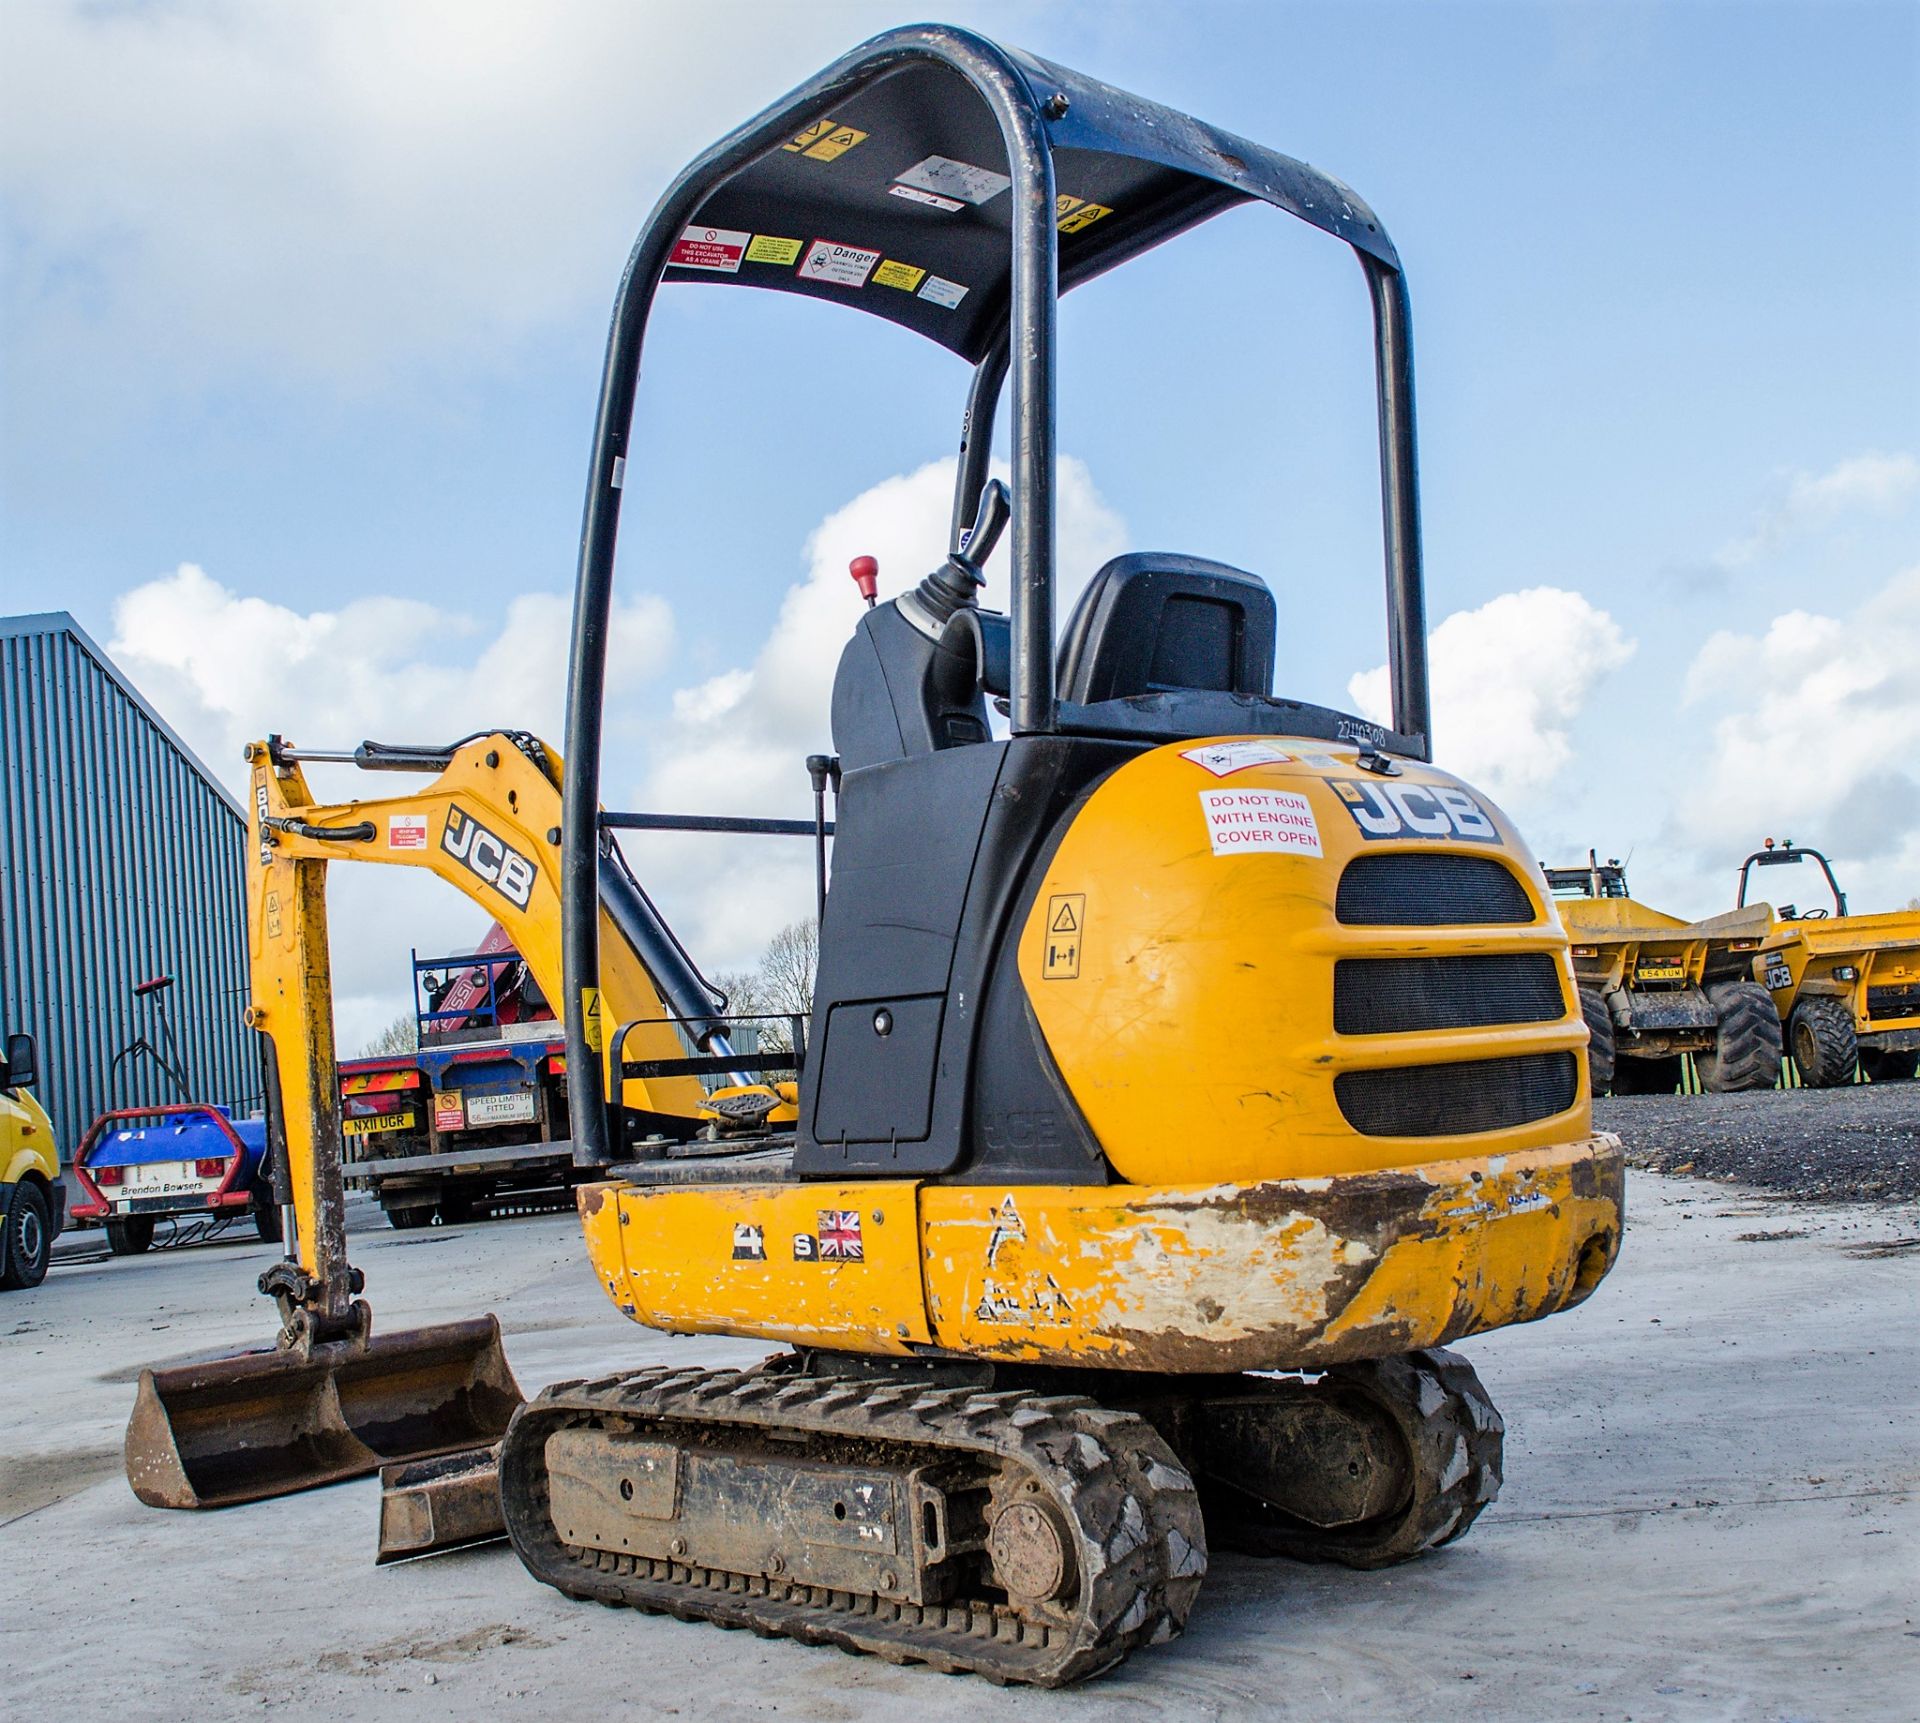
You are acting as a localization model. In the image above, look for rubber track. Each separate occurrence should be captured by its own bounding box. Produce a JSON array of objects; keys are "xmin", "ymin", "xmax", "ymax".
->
[
  {"xmin": 1700, "ymin": 980, "xmax": 1785, "ymax": 1093},
  {"xmin": 1215, "ymin": 1347, "xmax": 1504, "ymax": 1569},
  {"xmin": 499, "ymin": 1367, "xmax": 1208, "ymax": 1686}
]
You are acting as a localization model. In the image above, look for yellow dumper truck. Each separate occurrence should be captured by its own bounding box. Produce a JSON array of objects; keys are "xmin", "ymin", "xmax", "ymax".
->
[
  {"xmin": 1737, "ymin": 841, "xmax": 1920, "ymax": 1085},
  {"xmin": 1, "ymin": 1031, "xmax": 66, "ymax": 1290}
]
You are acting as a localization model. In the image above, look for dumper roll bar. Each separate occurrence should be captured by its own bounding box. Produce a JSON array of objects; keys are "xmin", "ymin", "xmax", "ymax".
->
[
  {"xmin": 1737, "ymin": 843, "xmax": 1848, "ymax": 917},
  {"xmin": 561, "ymin": 23, "xmax": 1432, "ymax": 1164}
]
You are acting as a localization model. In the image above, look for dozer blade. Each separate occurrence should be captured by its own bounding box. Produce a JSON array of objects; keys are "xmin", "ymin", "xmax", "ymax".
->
[
  {"xmin": 125, "ymin": 1315, "xmax": 523, "ymax": 1509},
  {"xmin": 376, "ymin": 1442, "xmax": 505, "ymax": 1563}
]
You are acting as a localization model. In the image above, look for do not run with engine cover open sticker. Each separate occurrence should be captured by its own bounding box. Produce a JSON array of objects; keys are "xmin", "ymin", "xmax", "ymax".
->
[
  {"xmin": 917, "ymin": 275, "xmax": 968, "ymax": 309},
  {"xmin": 894, "ymin": 154, "xmax": 1010, "ymax": 206},
  {"xmin": 799, "ymin": 241, "xmax": 879, "ymax": 288},
  {"xmin": 1199, "ymin": 788, "xmax": 1322, "ymax": 857},
  {"xmin": 1330, "ymin": 778, "xmax": 1500, "ymax": 843}
]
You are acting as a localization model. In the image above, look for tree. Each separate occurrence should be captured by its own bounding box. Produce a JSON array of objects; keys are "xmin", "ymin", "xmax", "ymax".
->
[
  {"xmin": 757, "ymin": 918, "xmax": 819, "ymax": 1026},
  {"xmin": 708, "ymin": 968, "xmax": 765, "ymax": 1023},
  {"xmin": 359, "ymin": 1010, "xmax": 418, "ymax": 1058}
]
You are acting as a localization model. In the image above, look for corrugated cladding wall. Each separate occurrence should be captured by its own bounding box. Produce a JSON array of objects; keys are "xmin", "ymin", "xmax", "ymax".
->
[{"xmin": 0, "ymin": 613, "xmax": 253, "ymax": 1156}]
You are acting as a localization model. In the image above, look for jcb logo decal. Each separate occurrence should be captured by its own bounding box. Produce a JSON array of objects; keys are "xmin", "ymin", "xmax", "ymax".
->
[
  {"xmin": 442, "ymin": 806, "xmax": 535, "ymax": 907},
  {"xmin": 1330, "ymin": 779, "xmax": 1500, "ymax": 844}
]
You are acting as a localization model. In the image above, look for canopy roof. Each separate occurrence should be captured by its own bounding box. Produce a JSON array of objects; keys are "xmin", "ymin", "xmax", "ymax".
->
[{"xmin": 666, "ymin": 45, "xmax": 1397, "ymax": 362}]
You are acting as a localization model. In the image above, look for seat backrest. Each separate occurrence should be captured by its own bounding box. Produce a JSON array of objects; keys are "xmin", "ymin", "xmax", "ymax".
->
[{"xmin": 1056, "ymin": 553, "xmax": 1276, "ymax": 705}]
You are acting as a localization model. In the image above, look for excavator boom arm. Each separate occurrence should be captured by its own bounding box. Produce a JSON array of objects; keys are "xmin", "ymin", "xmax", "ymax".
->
[{"xmin": 242, "ymin": 732, "xmax": 713, "ymax": 1292}]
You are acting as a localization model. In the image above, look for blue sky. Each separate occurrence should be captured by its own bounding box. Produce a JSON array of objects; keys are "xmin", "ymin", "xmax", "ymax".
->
[{"xmin": 3, "ymin": 1, "xmax": 1916, "ymax": 1044}]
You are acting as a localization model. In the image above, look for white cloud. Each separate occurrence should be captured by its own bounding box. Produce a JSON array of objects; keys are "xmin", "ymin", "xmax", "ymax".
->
[
  {"xmin": 100, "ymin": 456, "xmax": 1127, "ymax": 1040},
  {"xmin": 619, "ymin": 455, "xmax": 1128, "ymax": 972},
  {"xmin": 106, "ymin": 562, "xmax": 673, "ymax": 1048},
  {"xmin": 1674, "ymin": 563, "xmax": 1920, "ymax": 911},
  {"xmin": 0, "ymin": 0, "xmax": 920, "ymax": 392},
  {"xmin": 109, "ymin": 563, "xmax": 672, "ymax": 781},
  {"xmin": 1716, "ymin": 451, "xmax": 1919, "ymax": 568},
  {"xmin": 1348, "ymin": 587, "xmax": 1635, "ymax": 802}
]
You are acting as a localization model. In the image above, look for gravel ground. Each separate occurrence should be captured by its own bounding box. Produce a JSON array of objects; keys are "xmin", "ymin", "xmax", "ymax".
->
[{"xmin": 1597, "ymin": 1080, "xmax": 1920, "ymax": 1205}]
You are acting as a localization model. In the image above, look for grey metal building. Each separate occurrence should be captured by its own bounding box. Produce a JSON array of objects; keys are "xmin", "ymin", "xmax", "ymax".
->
[{"xmin": 0, "ymin": 612, "xmax": 253, "ymax": 1155}]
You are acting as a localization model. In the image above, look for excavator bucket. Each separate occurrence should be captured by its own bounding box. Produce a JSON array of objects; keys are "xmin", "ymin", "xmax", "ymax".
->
[
  {"xmin": 125, "ymin": 1316, "xmax": 522, "ymax": 1509},
  {"xmin": 376, "ymin": 1442, "xmax": 507, "ymax": 1563}
]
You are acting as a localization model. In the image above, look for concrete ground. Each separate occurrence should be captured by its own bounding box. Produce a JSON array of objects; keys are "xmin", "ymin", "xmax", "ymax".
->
[{"xmin": 2, "ymin": 1175, "xmax": 1914, "ymax": 1722}]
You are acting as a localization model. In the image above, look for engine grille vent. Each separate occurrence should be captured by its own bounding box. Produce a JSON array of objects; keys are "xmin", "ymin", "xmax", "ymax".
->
[
  {"xmin": 1334, "ymin": 955, "xmax": 1565, "ymax": 1036},
  {"xmin": 1334, "ymin": 1052, "xmax": 1578, "ymax": 1137},
  {"xmin": 1335, "ymin": 854, "xmax": 1535, "ymax": 927},
  {"xmin": 1866, "ymin": 984, "xmax": 1920, "ymax": 1022}
]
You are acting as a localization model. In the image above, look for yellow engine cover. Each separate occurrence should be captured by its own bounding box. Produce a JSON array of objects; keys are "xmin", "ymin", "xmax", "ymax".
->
[{"xmin": 1018, "ymin": 739, "xmax": 1590, "ymax": 1185}]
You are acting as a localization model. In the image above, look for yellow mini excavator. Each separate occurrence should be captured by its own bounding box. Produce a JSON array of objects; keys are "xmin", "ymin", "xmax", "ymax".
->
[
  {"xmin": 126, "ymin": 730, "xmax": 802, "ymax": 1510},
  {"xmin": 472, "ymin": 24, "xmax": 1626, "ymax": 1687}
]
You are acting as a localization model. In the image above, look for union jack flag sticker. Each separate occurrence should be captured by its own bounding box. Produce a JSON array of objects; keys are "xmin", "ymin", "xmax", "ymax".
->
[{"xmin": 817, "ymin": 1210, "xmax": 864, "ymax": 1261}]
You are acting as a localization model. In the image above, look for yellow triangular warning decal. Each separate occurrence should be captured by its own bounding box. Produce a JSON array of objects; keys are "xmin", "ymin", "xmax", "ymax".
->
[{"xmin": 1050, "ymin": 901, "xmax": 1079, "ymax": 933}]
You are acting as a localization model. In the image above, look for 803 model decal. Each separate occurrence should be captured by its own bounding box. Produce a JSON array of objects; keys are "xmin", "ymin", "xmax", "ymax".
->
[
  {"xmin": 441, "ymin": 805, "xmax": 537, "ymax": 907},
  {"xmin": 1330, "ymin": 778, "xmax": 1500, "ymax": 843}
]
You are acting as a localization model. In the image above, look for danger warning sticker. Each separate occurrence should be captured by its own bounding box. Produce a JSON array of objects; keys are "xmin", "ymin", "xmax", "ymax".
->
[
  {"xmin": 889, "ymin": 182, "xmax": 965, "ymax": 213},
  {"xmin": 670, "ymin": 226, "xmax": 749, "ymax": 273},
  {"xmin": 1199, "ymin": 788, "xmax": 1323, "ymax": 857},
  {"xmin": 745, "ymin": 234, "xmax": 802, "ymax": 266},
  {"xmin": 783, "ymin": 118, "xmax": 868, "ymax": 161},
  {"xmin": 387, "ymin": 814, "xmax": 429, "ymax": 850},
  {"xmin": 1056, "ymin": 198, "xmax": 1115, "ymax": 234},
  {"xmin": 1180, "ymin": 741, "xmax": 1292, "ymax": 778},
  {"xmin": 799, "ymin": 241, "xmax": 880, "ymax": 288},
  {"xmin": 1043, "ymin": 894, "xmax": 1084, "ymax": 980},
  {"xmin": 873, "ymin": 259, "xmax": 926, "ymax": 291},
  {"xmin": 917, "ymin": 275, "xmax": 968, "ymax": 310},
  {"xmin": 895, "ymin": 154, "xmax": 1011, "ymax": 206}
]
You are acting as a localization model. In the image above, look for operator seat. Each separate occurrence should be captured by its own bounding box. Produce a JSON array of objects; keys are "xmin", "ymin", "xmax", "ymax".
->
[{"xmin": 1056, "ymin": 553, "xmax": 1276, "ymax": 704}]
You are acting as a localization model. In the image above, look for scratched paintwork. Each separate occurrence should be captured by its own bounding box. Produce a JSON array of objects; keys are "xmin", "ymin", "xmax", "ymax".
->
[
  {"xmin": 583, "ymin": 1180, "xmax": 933, "ymax": 1351},
  {"xmin": 580, "ymin": 1135, "xmax": 1624, "ymax": 1372}
]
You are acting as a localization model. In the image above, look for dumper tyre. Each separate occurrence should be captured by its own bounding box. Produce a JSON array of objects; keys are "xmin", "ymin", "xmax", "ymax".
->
[
  {"xmin": 106, "ymin": 1215, "xmax": 156, "ymax": 1255},
  {"xmin": 1697, "ymin": 981, "xmax": 1784, "ymax": 1093},
  {"xmin": 1789, "ymin": 997, "xmax": 1858, "ymax": 1087},
  {"xmin": 1860, "ymin": 1047, "xmax": 1918, "ymax": 1083},
  {"xmin": 1613, "ymin": 1053, "xmax": 1683, "ymax": 1096},
  {"xmin": 385, "ymin": 1204, "xmax": 432, "ymax": 1230},
  {"xmin": 0, "ymin": 1179, "xmax": 52, "ymax": 1289},
  {"xmin": 1578, "ymin": 988, "xmax": 1615, "ymax": 1094},
  {"xmin": 252, "ymin": 1197, "xmax": 283, "ymax": 1244}
]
